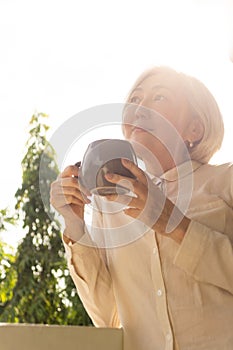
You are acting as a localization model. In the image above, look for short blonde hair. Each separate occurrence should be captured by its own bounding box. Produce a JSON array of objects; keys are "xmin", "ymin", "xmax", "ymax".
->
[{"xmin": 126, "ymin": 66, "xmax": 224, "ymax": 163}]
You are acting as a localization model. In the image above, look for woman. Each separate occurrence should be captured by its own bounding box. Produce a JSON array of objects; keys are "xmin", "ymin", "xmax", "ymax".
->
[{"xmin": 50, "ymin": 66, "xmax": 233, "ymax": 350}]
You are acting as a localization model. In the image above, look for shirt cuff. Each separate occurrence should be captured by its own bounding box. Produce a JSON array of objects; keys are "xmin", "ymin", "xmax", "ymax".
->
[
  {"xmin": 63, "ymin": 225, "xmax": 96, "ymax": 263},
  {"xmin": 173, "ymin": 220, "xmax": 209, "ymax": 274}
]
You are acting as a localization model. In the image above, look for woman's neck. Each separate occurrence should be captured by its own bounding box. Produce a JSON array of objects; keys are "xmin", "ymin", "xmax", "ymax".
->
[{"xmin": 142, "ymin": 150, "xmax": 188, "ymax": 177}]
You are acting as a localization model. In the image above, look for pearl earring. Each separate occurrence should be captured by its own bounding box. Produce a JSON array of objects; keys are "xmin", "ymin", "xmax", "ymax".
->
[{"xmin": 189, "ymin": 142, "xmax": 194, "ymax": 148}]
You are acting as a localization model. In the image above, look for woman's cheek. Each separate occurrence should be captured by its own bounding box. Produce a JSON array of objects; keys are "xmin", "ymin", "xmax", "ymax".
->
[{"xmin": 122, "ymin": 124, "xmax": 131, "ymax": 139}]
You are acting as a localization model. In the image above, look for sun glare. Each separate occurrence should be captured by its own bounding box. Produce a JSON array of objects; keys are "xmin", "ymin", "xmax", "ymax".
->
[{"xmin": 0, "ymin": 0, "xmax": 233, "ymax": 246}]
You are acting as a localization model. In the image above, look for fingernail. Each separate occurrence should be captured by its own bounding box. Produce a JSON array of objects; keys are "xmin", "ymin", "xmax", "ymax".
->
[
  {"xmin": 84, "ymin": 196, "xmax": 91, "ymax": 203},
  {"xmin": 105, "ymin": 173, "xmax": 114, "ymax": 179},
  {"xmin": 122, "ymin": 158, "xmax": 129, "ymax": 164}
]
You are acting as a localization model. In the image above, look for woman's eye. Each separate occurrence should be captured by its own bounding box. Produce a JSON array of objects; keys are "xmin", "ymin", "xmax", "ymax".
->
[
  {"xmin": 153, "ymin": 94, "xmax": 166, "ymax": 101},
  {"xmin": 130, "ymin": 96, "xmax": 141, "ymax": 104}
]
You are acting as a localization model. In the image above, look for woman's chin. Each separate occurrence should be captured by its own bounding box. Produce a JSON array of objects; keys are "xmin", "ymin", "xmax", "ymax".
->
[{"xmin": 128, "ymin": 137, "xmax": 155, "ymax": 160}]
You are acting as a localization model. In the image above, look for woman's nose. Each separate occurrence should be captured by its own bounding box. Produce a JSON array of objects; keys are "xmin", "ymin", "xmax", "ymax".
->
[
  {"xmin": 123, "ymin": 98, "xmax": 151, "ymax": 125},
  {"xmin": 135, "ymin": 103, "xmax": 151, "ymax": 121}
]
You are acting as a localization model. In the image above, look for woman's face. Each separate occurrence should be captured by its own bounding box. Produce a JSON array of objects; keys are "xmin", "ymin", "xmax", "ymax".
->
[{"xmin": 122, "ymin": 72, "xmax": 194, "ymax": 168}]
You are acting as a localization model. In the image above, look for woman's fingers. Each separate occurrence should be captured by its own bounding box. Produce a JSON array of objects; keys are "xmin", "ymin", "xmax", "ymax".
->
[
  {"xmin": 52, "ymin": 182, "xmax": 90, "ymax": 204},
  {"xmin": 52, "ymin": 193, "xmax": 85, "ymax": 207},
  {"xmin": 57, "ymin": 165, "xmax": 91, "ymax": 196},
  {"xmin": 105, "ymin": 172, "xmax": 148, "ymax": 199},
  {"xmin": 121, "ymin": 158, "xmax": 147, "ymax": 185},
  {"xmin": 59, "ymin": 176, "xmax": 80, "ymax": 188},
  {"xmin": 50, "ymin": 163, "xmax": 92, "ymax": 223},
  {"xmin": 59, "ymin": 165, "xmax": 79, "ymax": 179},
  {"xmin": 106, "ymin": 193, "xmax": 144, "ymax": 209},
  {"xmin": 105, "ymin": 159, "xmax": 149, "ymax": 197},
  {"xmin": 105, "ymin": 160, "xmax": 163, "ymax": 226},
  {"xmin": 60, "ymin": 186, "xmax": 90, "ymax": 203},
  {"xmin": 50, "ymin": 169, "xmax": 91, "ymax": 212},
  {"xmin": 124, "ymin": 207, "xmax": 141, "ymax": 218}
]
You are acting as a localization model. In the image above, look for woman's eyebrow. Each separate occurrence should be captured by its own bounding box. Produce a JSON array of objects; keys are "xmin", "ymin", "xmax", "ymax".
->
[
  {"xmin": 131, "ymin": 87, "xmax": 143, "ymax": 93},
  {"xmin": 151, "ymin": 84, "xmax": 171, "ymax": 91},
  {"xmin": 130, "ymin": 84, "xmax": 172, "ymax": 94}
]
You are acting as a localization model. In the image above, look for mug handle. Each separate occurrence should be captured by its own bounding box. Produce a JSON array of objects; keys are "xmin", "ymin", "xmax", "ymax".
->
[{"xmin": 74, "ymin": 161, "xmax": 81, "ymax": 178}]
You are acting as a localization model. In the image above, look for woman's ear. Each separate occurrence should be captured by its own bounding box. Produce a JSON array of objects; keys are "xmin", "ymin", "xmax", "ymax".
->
[{"xmin": 186, "ymin": 117, "xmax": 204, "ymax": 144}]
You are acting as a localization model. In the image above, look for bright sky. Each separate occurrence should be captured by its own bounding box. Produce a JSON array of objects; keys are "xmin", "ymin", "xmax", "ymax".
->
[{"xmin": 1, "ymin": 0, "xmax": 233, "ymax": 246}]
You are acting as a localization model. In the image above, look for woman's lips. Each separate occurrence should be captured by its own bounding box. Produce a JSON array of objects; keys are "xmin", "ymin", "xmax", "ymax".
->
[
  {"xmin": 132, "ymin": 127, "xmax": 147, "ymax": 133},
  {"xmin": 132, "ymin": 126, "xmax": 154, "ymax": 134}
]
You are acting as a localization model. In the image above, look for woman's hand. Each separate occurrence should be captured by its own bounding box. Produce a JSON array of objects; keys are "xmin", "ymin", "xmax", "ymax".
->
[
  {"xmin": 50, "ymin": 164, "xmax": 91, "ymax": 234},
  {"xmin": 105, "ymin": 159, "xmax": 190, "ymax": 243}
]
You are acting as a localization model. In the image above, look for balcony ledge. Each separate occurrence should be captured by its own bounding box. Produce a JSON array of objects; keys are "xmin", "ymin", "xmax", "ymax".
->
[{"xmin": 0, "ymin": 323, "xmax": 123, "ymax": 350}]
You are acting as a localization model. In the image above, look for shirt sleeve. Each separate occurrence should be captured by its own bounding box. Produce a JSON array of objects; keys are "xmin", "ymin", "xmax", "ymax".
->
[
  {"xmin": 63, "ymin": 198, "xmax": 121, "ymax": 328},
  {"xmin": 173, "ymin": 219, "xmax": 233, "ymax": 295}
]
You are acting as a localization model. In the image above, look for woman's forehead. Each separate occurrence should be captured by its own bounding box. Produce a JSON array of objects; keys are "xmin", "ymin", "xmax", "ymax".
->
[
  {"xmin": 136, "ymin": 71, "xmax": 184, "ymax": 90},
  {"xmin": 129, "ymin": 72, "xmax": 187, "ymax": 101}
]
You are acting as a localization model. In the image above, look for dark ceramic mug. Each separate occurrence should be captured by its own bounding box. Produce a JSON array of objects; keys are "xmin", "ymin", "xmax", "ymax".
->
[{"xmin": 78, "ymin": 139, "xmax": 138, "ymax": 196}]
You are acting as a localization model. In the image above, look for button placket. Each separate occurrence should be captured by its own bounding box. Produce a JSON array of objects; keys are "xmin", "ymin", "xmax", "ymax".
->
[{"xmin": 151, "ymin": 242, "xmax": 174, "ymax": 350}]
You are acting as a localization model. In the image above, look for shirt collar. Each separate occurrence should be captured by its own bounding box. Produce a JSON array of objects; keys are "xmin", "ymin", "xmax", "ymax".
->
[
  {"xmin": 147, "ymin": 160, "xmax": 203, "ymax": 183},
  {"xmin": 160, "ymin": 160, "xmax": 203, "ymax": 182}
]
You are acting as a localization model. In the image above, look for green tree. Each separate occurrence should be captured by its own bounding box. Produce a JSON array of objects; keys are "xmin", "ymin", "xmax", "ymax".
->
[
  {"xmin": 0, "ymin": 113, "xmax": 92, "ymax": 325},
  {"xmin": 0, "ymin": 209, "xmax": 16, "ymax": 232},
  {"xmin": 0, "ymin": 209, "xmax": 17, "ymax": 314}
]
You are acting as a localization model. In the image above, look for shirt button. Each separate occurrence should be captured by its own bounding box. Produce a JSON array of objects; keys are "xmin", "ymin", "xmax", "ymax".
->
[
  {"xmin": 166, "ymin": 333, "xmax": 172, "ymax": 341},
  {"xmin": 157, "ymin": 289, "xmax": 163, "ymax": 296},
  {"xmin": 153, "ymin": 248, "xmax": 157, "ymax": 254}
]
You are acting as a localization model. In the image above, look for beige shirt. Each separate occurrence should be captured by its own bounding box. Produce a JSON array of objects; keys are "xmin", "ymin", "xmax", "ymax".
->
[{"xmin": 64, "ymin": 161, "xmax": 233, "ymax": 350}]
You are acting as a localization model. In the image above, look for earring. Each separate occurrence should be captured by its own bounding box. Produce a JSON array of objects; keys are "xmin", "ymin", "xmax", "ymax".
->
[{"xmin": 189, "ymin": 142, "xmax": 194, "ymax": 148}]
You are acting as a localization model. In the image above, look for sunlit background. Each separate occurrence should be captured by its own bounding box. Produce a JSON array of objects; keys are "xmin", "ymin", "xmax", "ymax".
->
[{"xmin": 1, "ymin": 0, "xmax": 233, "ymax": 246}]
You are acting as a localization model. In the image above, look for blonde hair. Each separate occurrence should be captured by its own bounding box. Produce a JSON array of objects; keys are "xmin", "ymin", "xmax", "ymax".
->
[{"xmin": 126, "ymin": 66, "xmax": 224, "ymax": 163}]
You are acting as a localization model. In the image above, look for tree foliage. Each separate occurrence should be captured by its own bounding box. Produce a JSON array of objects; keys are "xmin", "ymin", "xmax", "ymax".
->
[
  {"xmin": 0, "ymin": 209, "xmax": 17, "ymax": 313},
  {"xmin": 0, "ymin": 113, "xmax": 92, "ymax": 325},
  {"xmin": 0, "ymin": 209, "xmax": 16, "ymax": 232}
]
